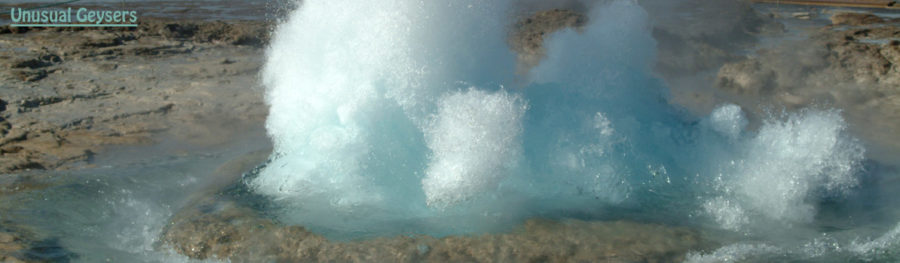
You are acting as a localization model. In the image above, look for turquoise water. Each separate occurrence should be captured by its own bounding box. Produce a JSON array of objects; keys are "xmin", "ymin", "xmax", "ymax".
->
[{"xmin": 1, "ymin": 131, "xmax": 270, "ymax": 262}]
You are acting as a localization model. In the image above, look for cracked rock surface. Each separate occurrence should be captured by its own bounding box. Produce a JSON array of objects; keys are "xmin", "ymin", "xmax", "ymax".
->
[{"xmin": 0, "ymin": 20, "xmax": 270, "ymax": 173}]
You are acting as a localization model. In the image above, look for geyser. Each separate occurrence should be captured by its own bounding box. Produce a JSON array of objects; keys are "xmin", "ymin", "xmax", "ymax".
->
[{"xmin": 250, "ymin": 0, "xmax": 867, "ymax": 239}]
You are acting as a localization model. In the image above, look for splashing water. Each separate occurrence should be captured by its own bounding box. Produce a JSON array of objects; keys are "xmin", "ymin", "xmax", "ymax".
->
[
  {"xmin": 422, "ymin": 89, "xmax": 527, "ymax": 207},
  {"xmin": 252, "ymin": 0, "xmax": 676, "ymax": 237},
  {"xmin": 250, "ymin": 0, "xmax": 899, "ymax": 261},
  {"xmin": 702, "ymin": 109, "xmax": 865, "ymax": 230}
]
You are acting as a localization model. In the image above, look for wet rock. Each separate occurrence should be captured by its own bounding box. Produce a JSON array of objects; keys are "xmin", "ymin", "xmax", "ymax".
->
[
  {"xmin": 509, "ymin": 9, "xmax": 587, "ymax": 73},
  {"xmin": 0, "ymin": 120, "xmax": 9, "ymax": 138},
  {"xmin": 715, "ymin": 59, "xmax": 776, "ymax": 96},
  {"xmin": 160, "ymin": 151, "xmax": 708, "ymax": 262},
  {"xmin": 127, "ymin": 45, "xmax": 193, "ymax": 57},
  {"xmin": 11, "ymin": 60, "xmax": 50, "ymax": 70},
  {"xmin": 0, "ymin": 121, "xmax": 146, "ymax": 173},
  {"xmin": 0, "ymin": 230, "xmax": 27, "ymax": 263},
  {"xmin": 163, "ymin": 199, "xmax": 707, "ymax": 263},
  {"xmin": 11, "ymin": 70, "xmax": 49, "ymax": 82},
  {"xmin": 22, "ymin": 238, "xmax": 75, "ymax": 262},
  {"xmin": 882, "ymin": 41, "xmax": 900, "ymax": 65},
  {"xmin": 162, "ymin": 23, "xmax": 200, "ymax": 39},
  {"xmin": 18, "ymin": 97, "xmax": 65, "ymax": 109},
  {"xmin": 0, "ymin": 26, "xmax": 29, "ymax": 34},
  {"xmin": 94, "ymin": 63, "xmax": 118, "ymax": 72},
  {"xmin": 139, "ymin": 20, "xmax": 270, "ymax": 47},
  {"xmin": 0, "ymin": 19, "xmax": 269, "ymax": 173},
  {"xmin": 0, "ymin": 224, "xmax": 37, "ymax": 263},
  {"xmin": 9, "ymin": 54, "xmax": 60, "ymax": 70},
  {"xmin": 81, "ymin": 34, "xmax": 136, "ymax": 48},
  {"xmin": 0, "ymin": 223, "xmax": 77, "ymax": 263},
  {"xmin": 6, "ymin": 54, "xmax": 62, "ymax": 82},
  {"xmin": 831, "ymin": 12, "xmax": 886, "ymax": 26}
]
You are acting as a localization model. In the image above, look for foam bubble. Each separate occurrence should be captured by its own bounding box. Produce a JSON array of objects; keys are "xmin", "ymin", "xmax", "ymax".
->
[
  {"xmin": 686, "ymin": 224, "xmax": 900, "ymax": 262},
  {"xmin": 252, "ymin": 0, "xmax": 517, "ymax": 210},
  {"xmin": 685, "ymin": 243, "xmax": 781, "ymax": 263},
  {"xmin": 707, "ymin": 104, "xmax": 747, "ymax": 139},
  {"xmin": 703, "ymin": 197, "xmax": 749, "ymax": 231},
  {"xmin": 705, "ymin": 108, "xmax": 865, "ymax": 228},
  {"xmin": 253, "ymin": 0, "xmax": 415, "ymax": 208},
  {"xmin": 850, "ymin": 223, "xmax": 900, "ymax": 260},
  {"xmin": 422, "ymin": 89, "xmax": 527, "ymax": 207}
]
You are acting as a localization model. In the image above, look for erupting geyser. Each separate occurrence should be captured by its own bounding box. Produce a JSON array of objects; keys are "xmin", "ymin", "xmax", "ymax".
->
[{"xmin": 250, "ymin": 0, "xmax": 868, "ymax": 240}]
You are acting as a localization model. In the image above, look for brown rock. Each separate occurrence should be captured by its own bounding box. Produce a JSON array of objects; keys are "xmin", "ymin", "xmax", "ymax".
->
[
  {"xmin": 715, "ymin": 59, "xmax": 776, "ymax": 96},
  {"xmin": 0, "ymin": 227, "xmax": 30, "ymax": 263},
  {"xmin": 831, "ymin": 12, "xmax": 886, "ymax": 26},
  {"xmin": 509, "ymin": 9, "xmax": 587, "ymax": 74},
  {"xmin": 0, "ymin": 18, "xmax": 270, "ymax": 173},
  {"xmin": 163, "ymin": 203, "xmax": 706, "ymax": 263},
  {"xmin": 138, "ymin": 19, "xmax": 270, "ymax": 47},
  {"xmin": 160, "ymin": 151, "xmax": 708, "ymax": 262}
]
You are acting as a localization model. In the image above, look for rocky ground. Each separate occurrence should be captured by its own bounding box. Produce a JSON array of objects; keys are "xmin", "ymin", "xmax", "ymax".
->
[
  {"xmin": 0, "ymin": 19, "xmax": 270, "ymax": 173},
  {"xmin": 165, "ymin": 206, "xmax": 704, "ymax": 262}
]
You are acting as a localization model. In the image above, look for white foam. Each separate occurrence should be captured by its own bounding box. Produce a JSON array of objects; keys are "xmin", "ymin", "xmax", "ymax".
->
[
  {"xmin": 684, "ymin": 243, "xmax": 781, "ymax": 263},
  {"xmin": 707, "ymin": 104, "xmax": 747, "ymax": 140},
  {"xmin": 850, "ymin": 223, "xmax": 900, "ymax": 259},
  {"xmin": 738, "ymin": 109, "xmax": 863, "ymax": 222},
  {"xmin": 686, "ymin": 224, "xmax": 900, "ymax": 262},
  {"xmin": 422, "ymin": 89, "xmax": 526, "ymax": 207},
  {"xmin": 252, "ymin": 0, "xmax": 517, "ymax": 211},
  {"xmin": 594, "ymin": 112, "xmax": 615, "ymax": 136},
  {"xmin": 703, "ymin": 197, "xmax": 749, "ymax": 231},
  {"xmin": 705, "ymin": 108, "xmax": 865, "ymax": 229},
  {"xmin": 253, "ymin": 0, "xmax": 415, "ymax": 208}
]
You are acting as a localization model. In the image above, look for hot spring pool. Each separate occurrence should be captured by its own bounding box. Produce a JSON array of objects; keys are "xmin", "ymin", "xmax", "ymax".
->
[{"xmin": 2, "ymin": 0, "xmax": 900, "ymax": 262}]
